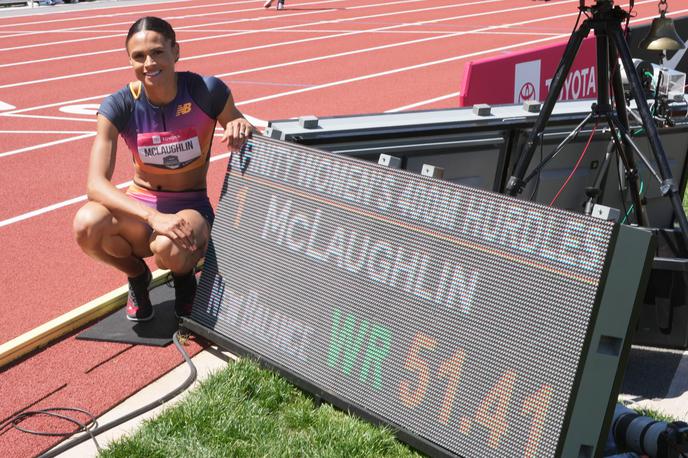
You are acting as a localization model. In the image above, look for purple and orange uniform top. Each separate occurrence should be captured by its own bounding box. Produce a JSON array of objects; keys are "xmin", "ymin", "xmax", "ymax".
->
[
  {"xmin": 98, "ymin": 71, "xmax": 230, "ymax": 175},
  {"xmin": 97, "ymin": 71, "xmax": 231, "ymax": 224}
]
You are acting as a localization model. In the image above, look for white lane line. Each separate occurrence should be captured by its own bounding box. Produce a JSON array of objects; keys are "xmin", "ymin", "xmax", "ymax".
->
[
  {"xmin": 385, "ymin": 92, "xmax": 461, "ymax": 113},
  {"xmin": 0, "ymin": 0, "xmax": 484, "ymax": 65},
  {"xmin": 0, "ymin": 194, "xmax": 101, "ymax": 229},
  {"xmin": 1, "ymin": 113, "xmax": 98, "ymax": 122},
  {"xmin": 0, "ymin": 150, "xmax": 232, "ymax": 229},
  {"xmin": 0, "ymin": 32, "xmax": 123, "ymax": 52},
  {"xmin": 233, "ymin": 36, "xmax": 559, "ymax": 107},
  {"xmin": 0, "ymin": 132, "xmax": 95, "ymax": 159},
  {"xmin": 4, "ymin": 27, "xmax": 561, "ymax": 34},
  {"xmin": 0, "ymin": 113, "xmax": 266, "ymax": 155},
  {"xmin": 0, "ymin": 47, "xmax": 124, "ymax": 68},
  {"xmin": 0, "ymin": 1, "xmax": 438, "ymax": 69},
  {"xmin": 0, "ymin": 0, "xmax": 259, "ymax": 28},
  {"xmin": 0, "ymin": 65, "xmax": 129, "ymax": 89},
  {"xmin": 177, "ymin": 29, "xmax": 567, "ymax": 36},
  {"xmin": 0, "ymin": 0, "xmax": 354, "ymax": 40},
  {"xmin": 0, "ymin": 130, "xmax": 94, "ymax": 134},
  {"xmin": 0, "ymin": 0, "xmax": 195, "ymax": 20},
  {"xmin": 0, "ymin": 93, "xmax": 109, "ymax": 115},
  {"xmin": 0, "ymin": 0, "xmax": 565, "ymax": 88},
  {"xmin": 58, "ymin": 104, "xmax": 99, "ymax": 115}
]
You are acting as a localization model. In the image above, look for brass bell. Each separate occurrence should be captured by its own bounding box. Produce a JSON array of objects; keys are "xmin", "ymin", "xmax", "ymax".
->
[{"xmin": 640, "ymin": 12, "xmax": 686, "ymax": 51}]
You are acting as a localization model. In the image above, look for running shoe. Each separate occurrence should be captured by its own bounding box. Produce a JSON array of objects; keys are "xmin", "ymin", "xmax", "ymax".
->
[
  {"xmin": 126, "ymin": 261, "xmax": 154, "ymax": 321},
  {"xmin": 173, "ymin": 270, "xmax": 197, "ymax": 318},
  {"xmin": 276, "ymin": 2, "xmax": 284, "ymax": 9},
  {"xmin": 263, "ymin": 0, "xmax": 273, "ymax": 7}
]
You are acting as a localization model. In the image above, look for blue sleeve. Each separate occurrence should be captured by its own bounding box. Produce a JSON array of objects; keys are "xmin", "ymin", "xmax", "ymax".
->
[
  {"xmin": 98, "ymin": 86, "xmax": 133, "ymax": 132},
  {"xmin": 186, "ymin": 72, "xmax": 231, "ymax": 119}
]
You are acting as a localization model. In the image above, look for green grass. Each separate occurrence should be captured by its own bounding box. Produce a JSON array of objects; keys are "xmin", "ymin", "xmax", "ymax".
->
[
  {"xmin": 99, "ymin": 358, "xmax": 422, "ymax": 458},
  {"xmin": 631, "ymin": 406, "xmax": 680, "ymax": 424}
]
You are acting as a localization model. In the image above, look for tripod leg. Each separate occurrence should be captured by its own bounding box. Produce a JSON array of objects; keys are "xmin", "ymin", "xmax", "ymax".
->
[
  {"xmin": 608, "ymin": 36, "xmax": 648, "ymax": 226},
  {"xmin": 606, "ymin": 113, "xmax": 646, "ymax": 225},
  {"xmin": 609, "ymin": 24, "xmax": 688, "ymax": 243},
  {"xmin": 506, "ymin": 21, "xmax": 591, "ymax": 196}
]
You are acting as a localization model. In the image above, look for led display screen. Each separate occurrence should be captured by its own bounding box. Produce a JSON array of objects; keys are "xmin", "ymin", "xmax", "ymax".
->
[{"xmin": 190, "ymin": 135, "xmax": 625, "ymax": 457}]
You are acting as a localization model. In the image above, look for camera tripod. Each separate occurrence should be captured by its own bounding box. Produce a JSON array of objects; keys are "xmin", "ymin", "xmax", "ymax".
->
[{"xmin": 505, "ymin": 0, "xmax": 688, "ymax": 245}]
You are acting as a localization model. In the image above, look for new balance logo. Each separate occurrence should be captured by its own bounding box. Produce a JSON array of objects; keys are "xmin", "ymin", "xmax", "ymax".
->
[{"xmin": 176, "ymin": 103, "xmax": 192, "ymax": 116}]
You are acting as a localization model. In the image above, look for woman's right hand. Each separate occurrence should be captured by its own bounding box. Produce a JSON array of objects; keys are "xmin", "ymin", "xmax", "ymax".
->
[{"xmin": 147, "ymin": 211, "xmax": 197, "ymax": 251}]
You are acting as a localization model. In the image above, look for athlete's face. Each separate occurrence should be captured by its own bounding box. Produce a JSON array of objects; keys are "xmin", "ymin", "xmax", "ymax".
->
[{"xmin": 126, "ymin": 30, "xmax": 179, "ymax": 88}]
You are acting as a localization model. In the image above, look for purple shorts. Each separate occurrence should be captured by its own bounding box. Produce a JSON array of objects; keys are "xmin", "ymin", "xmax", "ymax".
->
[{"xmin": 126, "ymin": 184, "xmax": 215, "ymax": 226}]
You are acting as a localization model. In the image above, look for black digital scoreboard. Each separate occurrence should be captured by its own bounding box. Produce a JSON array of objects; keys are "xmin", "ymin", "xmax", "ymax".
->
[{"xmin": 185, "ymin": 136, "xmax": 655, "ymax": 457}]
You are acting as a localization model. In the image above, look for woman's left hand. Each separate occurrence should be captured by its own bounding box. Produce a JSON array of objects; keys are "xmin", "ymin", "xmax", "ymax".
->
[{"xmin": 221, "ymin": 117, "xmax": 255, "ymax": 152}]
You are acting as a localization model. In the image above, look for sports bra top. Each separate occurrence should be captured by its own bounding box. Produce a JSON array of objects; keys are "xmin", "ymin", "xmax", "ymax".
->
[{"xmin": 98, "ymin": 71, "xmax": 230, "ymax": 175}]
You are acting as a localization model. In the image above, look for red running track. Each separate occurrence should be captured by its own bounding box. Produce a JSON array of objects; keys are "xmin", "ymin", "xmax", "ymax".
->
[{"xmin": 0, "ymin": 0, "xmax": 673, "ymax": 455}]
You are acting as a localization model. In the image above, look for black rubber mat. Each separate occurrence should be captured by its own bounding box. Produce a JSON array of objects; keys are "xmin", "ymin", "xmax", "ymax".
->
[{"xmin": 77, "ymin": 282, "xmax": 179, "ymax": 347}]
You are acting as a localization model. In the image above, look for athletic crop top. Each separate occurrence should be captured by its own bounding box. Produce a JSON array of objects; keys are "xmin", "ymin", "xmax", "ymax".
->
[{"xmin": 98, "ymin": 71, "xmax": 230, "ymax": 175}]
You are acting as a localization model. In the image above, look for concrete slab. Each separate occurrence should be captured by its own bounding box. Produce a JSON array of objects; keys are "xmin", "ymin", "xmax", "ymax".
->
[{"xmin": 49, "ymin": 344, "xmax": 237, "ymax": 458}]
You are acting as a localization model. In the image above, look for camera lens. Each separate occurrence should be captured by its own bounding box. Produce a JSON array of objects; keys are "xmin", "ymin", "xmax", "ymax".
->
[{"xmin": 613, "ymin": 411, "xmax": 666, "ymax": 457}]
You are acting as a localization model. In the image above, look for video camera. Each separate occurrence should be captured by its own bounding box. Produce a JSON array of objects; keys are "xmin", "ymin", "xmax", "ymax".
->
[
  {"xmin": 611, "ymin": 407, "xmax": 688, "ymax": 458},
  {"xmin": 620, "ymin": 60, "xmax": 688, "ymax": 125}
]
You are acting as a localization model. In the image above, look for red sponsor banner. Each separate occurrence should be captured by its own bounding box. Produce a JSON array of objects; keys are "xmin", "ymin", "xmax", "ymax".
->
[{"xmin": 459, "ymin": 36, "xmax": 598, "ymax": 107}]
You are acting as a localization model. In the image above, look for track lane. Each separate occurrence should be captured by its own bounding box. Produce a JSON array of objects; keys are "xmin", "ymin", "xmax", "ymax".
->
[
  {"xmin": 0, "ymin": 158, "xmax": 227, "ymax": 343},
  {"xmin": 0, "ymin": 1, "xmax": 584, "ymax": 107},
  {"xmin": 0, "ymin": 0, "xmax": 375, "ymax": 36},
  {"xmin": 1, "ymin": 2, "xmax": 671, "ymax": 220},
  {"xmin": 0, "ymin": 0, "xmax": 500, "ymax": 77},
  {"xmin": 0, "ymin": 0, "xmax": 257, "ymax": 28},
  {"xmin": 0, "ymin": 0, "xmax": 669, "ymax": 341},
  {"xmin": 0, "ymin": 0, "xmax": 660, "ymax": 88}
]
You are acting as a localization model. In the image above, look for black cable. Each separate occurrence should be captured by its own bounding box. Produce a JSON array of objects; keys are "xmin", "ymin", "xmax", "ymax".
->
[
  {"xmin": 0, "ymin": 407, "xmax": 101, "ymax": 452},
  {"xmin": 11, "ymin": 408, "xmax": 97, "ymax": 436},
  {"xmin": 29, "ymin": 331, "xmax": 197, "ymax": 458}
]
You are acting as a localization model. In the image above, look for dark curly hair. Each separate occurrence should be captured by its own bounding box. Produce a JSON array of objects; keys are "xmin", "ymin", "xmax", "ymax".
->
[{"xmin": 126, "ymin": 16, "xmax": 176, "ymax": 48}]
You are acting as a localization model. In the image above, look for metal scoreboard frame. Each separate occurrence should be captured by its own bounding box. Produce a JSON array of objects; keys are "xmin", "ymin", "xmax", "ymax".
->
[{"xmin": 183, "ymin": 135, "xmax": 655, "ymax": 458}]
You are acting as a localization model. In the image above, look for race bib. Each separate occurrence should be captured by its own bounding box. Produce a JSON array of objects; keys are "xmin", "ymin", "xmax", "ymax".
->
[{"xmin": 136, "ymin": 127, "xmax": 202, "ymax": 170}]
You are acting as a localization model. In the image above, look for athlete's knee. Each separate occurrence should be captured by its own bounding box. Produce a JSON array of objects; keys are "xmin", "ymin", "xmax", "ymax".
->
[
  {"xmin": 151, "ymin": 235, "xmax": 202, "ymax": 273},
  {"xmin": 154, "ymin": 250, "xmax": 197, "ymax": 274},
  {"xmin": 150, "ymin": 234, "xmax": 174, "ymax": 257},
  {"xmin": 73, "ymin": 203, "xmax": 111, "ymax": 250}
]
